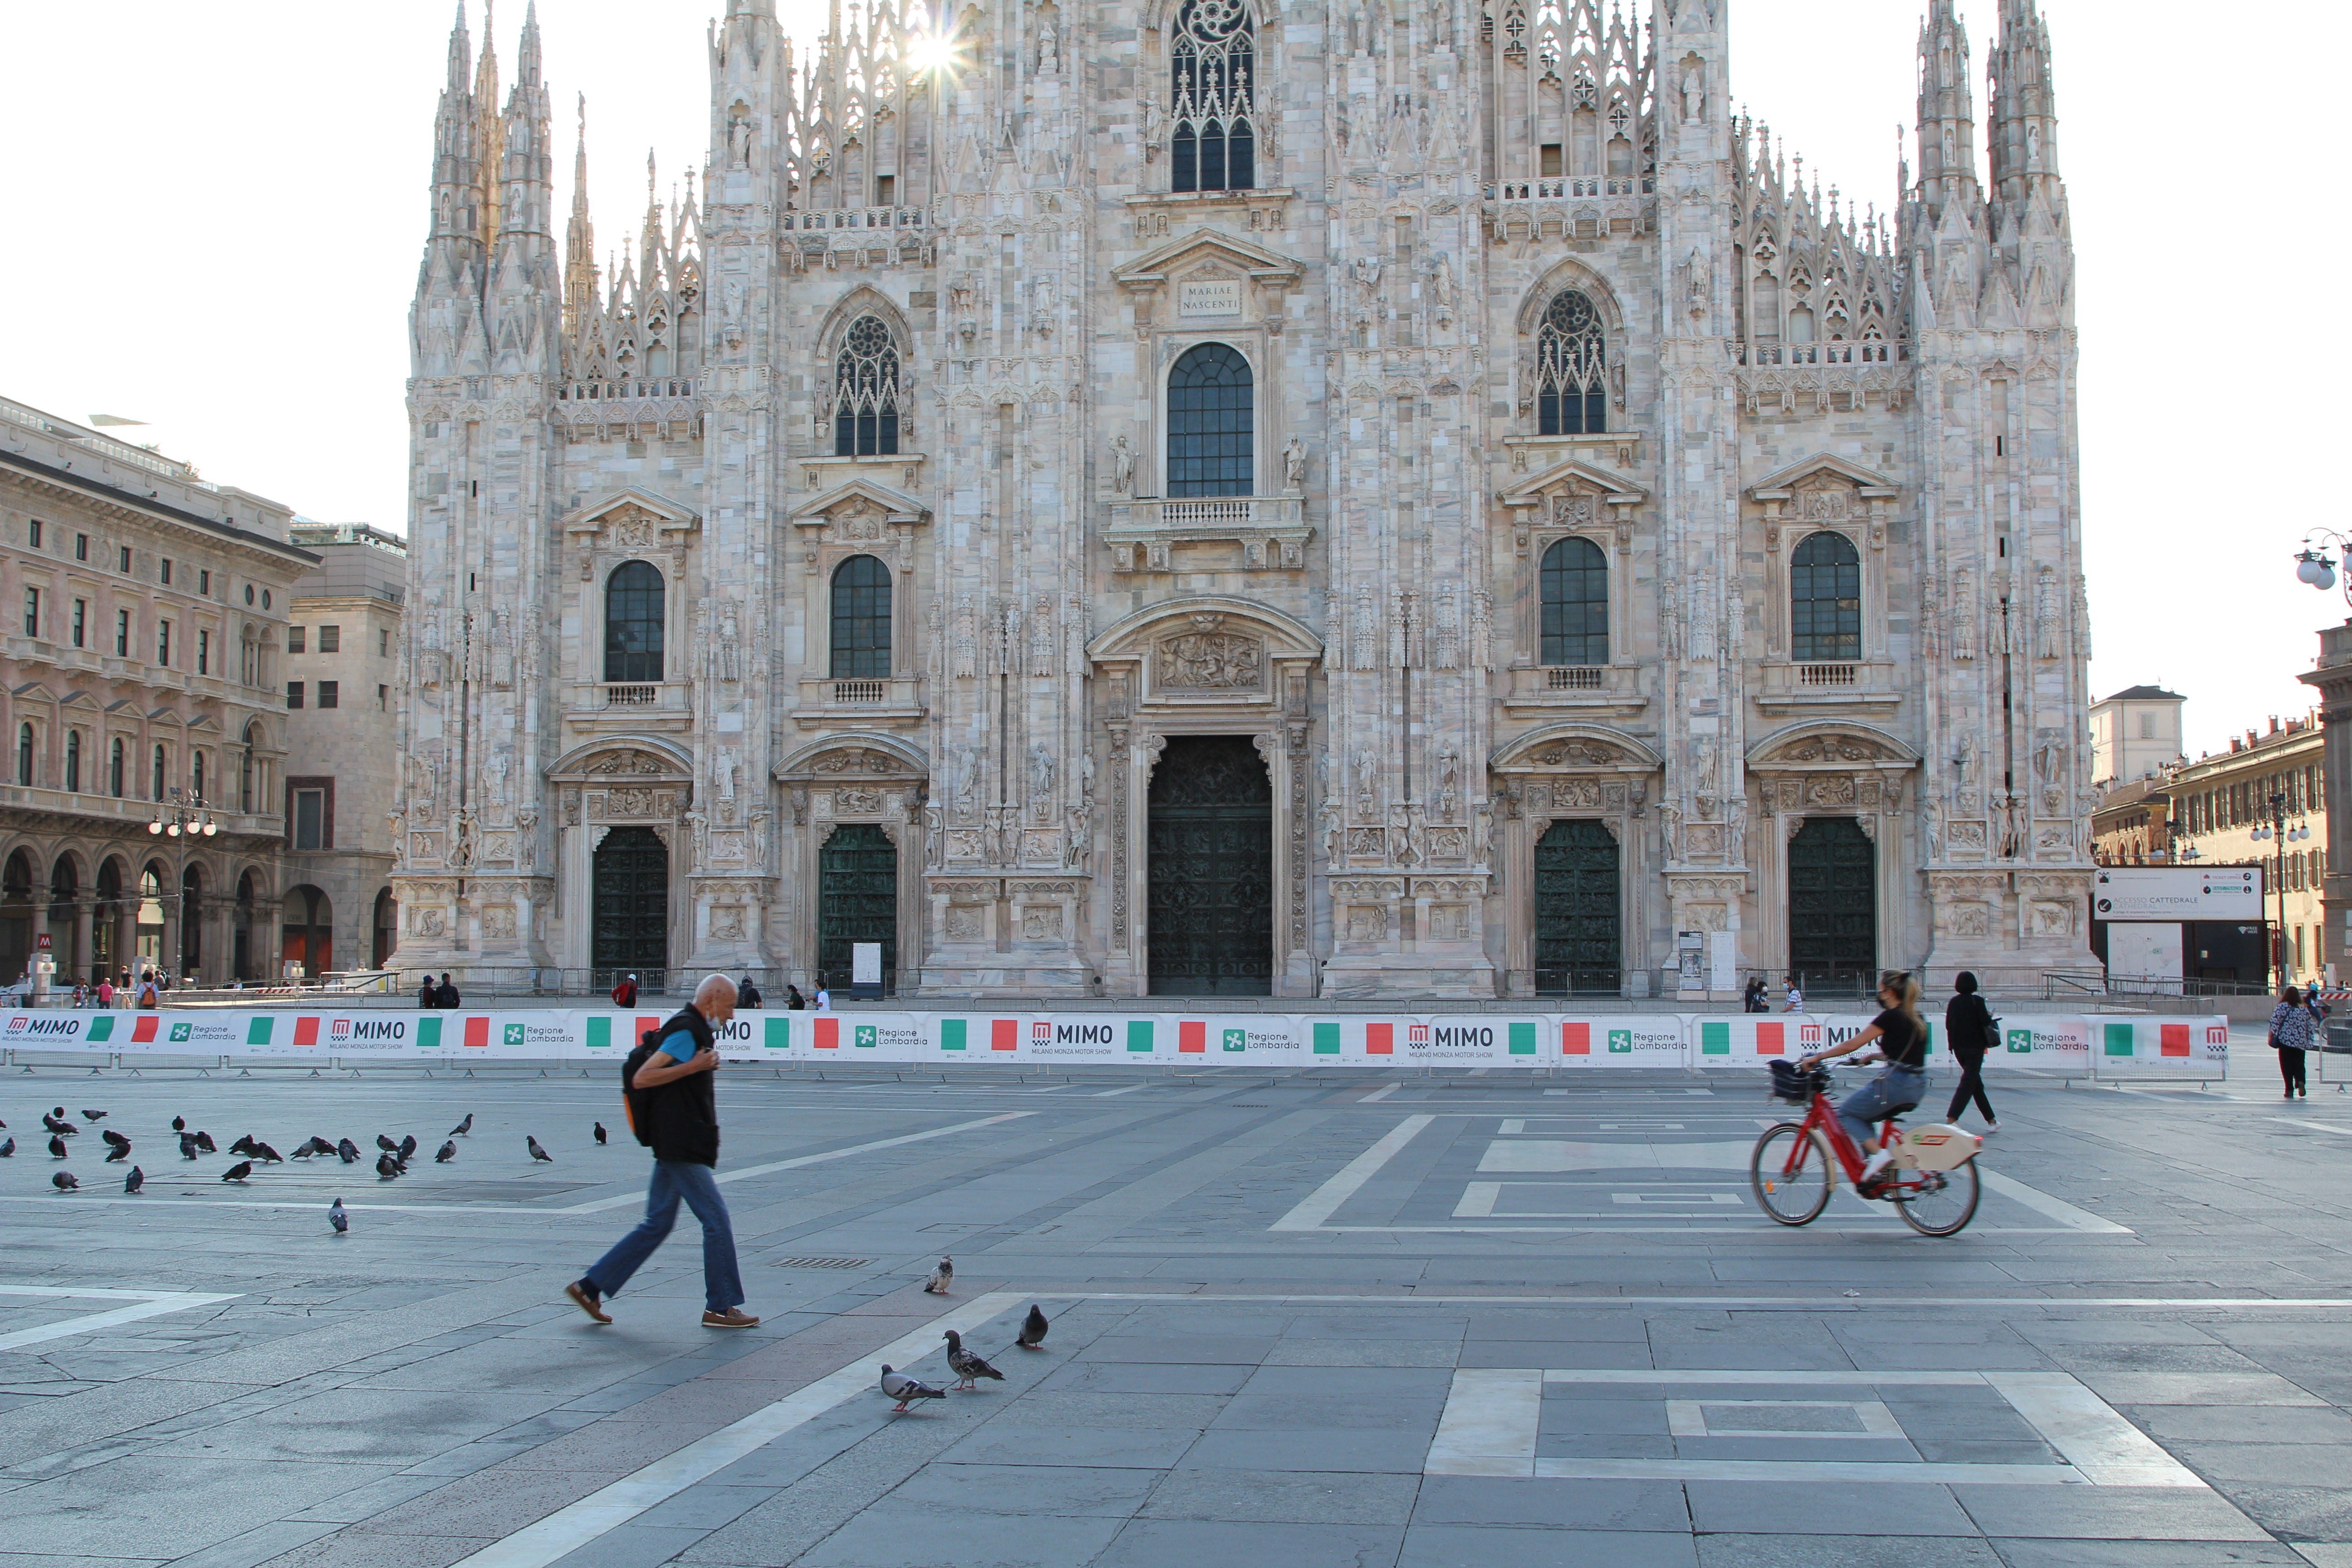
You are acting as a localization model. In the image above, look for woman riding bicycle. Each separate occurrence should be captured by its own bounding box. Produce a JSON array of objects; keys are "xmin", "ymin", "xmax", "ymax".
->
[{"xmin": 1796, "ymin": 971, "xmax": 1929, "ymax": 1188}]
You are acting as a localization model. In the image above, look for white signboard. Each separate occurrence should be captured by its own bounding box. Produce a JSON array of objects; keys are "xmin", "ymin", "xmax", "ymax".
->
[
  {"xmin": 2106, "ymin": 921, "xmax": 2184, "ymax": 986},
  {"xmin": 1178, "ymin": 277, "xmax": 1244, "ymax": 318},
  {"xmin": 851, "ymin": 942, "xmax": 883, "ymax": 986},
  {"xmin": 2094, "ymin": 867, "xmax": 2262, "ymax": 921}
]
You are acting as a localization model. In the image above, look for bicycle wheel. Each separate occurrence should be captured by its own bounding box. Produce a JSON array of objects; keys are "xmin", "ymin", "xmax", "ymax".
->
[
  {"xmin": 1895, "ymin": 1158, "xmax": 1980, "ymax": 1236},
  {"xmin": 1750, "ymin": 1123, "xmax": 1832, "ymax": 1225}
]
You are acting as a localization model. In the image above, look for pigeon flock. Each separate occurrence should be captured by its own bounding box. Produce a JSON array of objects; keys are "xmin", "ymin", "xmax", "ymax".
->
[
  {"xmin": 20, "ymin": 1102, "xmax": 603, "ymax": 1225},
  {"xmin": 876, "ymin": 1304, "xmax": 1049, "ymax": 1413}
]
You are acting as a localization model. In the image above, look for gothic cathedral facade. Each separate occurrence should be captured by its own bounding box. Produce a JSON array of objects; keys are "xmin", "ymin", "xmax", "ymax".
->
[{"xmin": 392, "ymin": 0, "xmax": 2096, "ymax": 997}]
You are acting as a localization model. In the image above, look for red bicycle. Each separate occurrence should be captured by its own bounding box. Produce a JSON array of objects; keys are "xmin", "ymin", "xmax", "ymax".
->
[{"xmin": 1749, "ymin": 1061, "xmax": 1982, "ymax": 1236}]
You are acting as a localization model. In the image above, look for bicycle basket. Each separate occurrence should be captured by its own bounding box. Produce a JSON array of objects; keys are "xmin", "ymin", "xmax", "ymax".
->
[{"xmin": 1768, "ymin": 1059, "xmax": 1828, "ymax": 1103}]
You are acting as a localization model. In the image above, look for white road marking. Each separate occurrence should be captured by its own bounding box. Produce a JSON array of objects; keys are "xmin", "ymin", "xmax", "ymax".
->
[
  {"xmin": 1453, "ymin": 1182, "xmax": 1500, "ymax": 1219},
  {"xmin": 0, "ymin": 1285, "xmax": 240, "ymax": 1352},
  {"xmin": 447, "ymin": 1292, "xmax": 1026, "ymax": 1568},
  {"xmin": 1978, "ymin": 1169, "xmax": 2132, "ymax": 1234},
  {"xmin": 2275, "ymin": 1117, "xmax": 2352, "ymax": 1137},
  {"xmin": 1093, "ymin": 1084, "xmax": 1147, "ymax": 1098},
  {"xmin": 1988, "ymin": 1372, "xmax": 2210, "ymax": 1486},
  {"xmin": 1268, "ymin": 1115, "xmax": 1433, "ymax": 1231},
  {"xmin": 1426, "ymin": 1368, "xmax": 1542, "ymax": 1477},
  {"xmin": 1534, "ymin": 1458, "xmax": 2086, "ymax": 1484},
  {"xmin": 1360, "ymin": 1083, "xmax": 1401, "ymax": 1103}
]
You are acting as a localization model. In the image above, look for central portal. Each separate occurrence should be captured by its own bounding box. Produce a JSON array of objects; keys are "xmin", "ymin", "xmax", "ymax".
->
[
  {"xmin": 593, "ymin": 826, "xmax": 670, "ymax": 983},
  {"xmin": 1148, "ymin": 735, "xmax": 1273, "ymax": 996},
  {"xmin": 818, "ymin": 823, "xmax": 897, "ymax": 993}
]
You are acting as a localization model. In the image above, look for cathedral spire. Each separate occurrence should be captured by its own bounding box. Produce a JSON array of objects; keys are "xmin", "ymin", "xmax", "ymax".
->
[
  {"xmin": 1915, "ymin": 1, "xmax": 1980, "ymax": 216},
  {"xmin": 1987, "ymin": 0, "xmax": 2060, "ymax": 206},
  {"xmin": 474, "ymin": 0, "xmax": 505, "ymax": 250},
  {"xmin": 564, "ymin": 94, "xmax": 597, "ymax": 339}
]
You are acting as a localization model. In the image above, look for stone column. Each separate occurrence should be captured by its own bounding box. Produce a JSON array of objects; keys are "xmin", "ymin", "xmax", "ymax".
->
[
  {"xmin": 2298, "ymin": 620, "xmax": 2352, "ymax": 982},
  {"xmin": 71, "ymin": 897, "xmax": 94, "ymax": 985}
]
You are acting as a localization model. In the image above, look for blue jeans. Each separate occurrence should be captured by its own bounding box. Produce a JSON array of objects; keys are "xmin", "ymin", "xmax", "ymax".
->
[
  {"xmin": 583, "ymin": 1160, "xmax": 744, "ymax": 1313},
  {"xmin": 1838, "ymin": 1066, "xmax": 1928, "ymax": 1156}
]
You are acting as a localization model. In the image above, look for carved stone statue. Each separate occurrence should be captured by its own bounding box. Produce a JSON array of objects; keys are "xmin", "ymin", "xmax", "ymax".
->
[
  {"xmin": 1681, "ymin": 64, "xmax": 1704, "ymax": 122},
  {"xmin": 716, "ymin": 748, "xmax": 740, "ymax": 804},
  {"xmin": 1354, "ymin": 749, "xmax": 1377, "ymax": 817},
  {"xmin": 1110, "ymin": 434, "xmax": 1135, "ymax": 495},
  {"xmin": 727, "ymin": 107, "xmax": 754, "ymax": 169},
  {"xmin": 1028, "ymin": 741, "xmax": 1055, "ymax": 804},
  {"xmin": 1283, "ymin": 434, "xmax": 1307, "ymax": 490},
  {"xmin": 488, "ymin": 746, "xmax": 512, "ymax": 818},
  {"xmin": 1037, "ymin": 18, "xmax": 1058, "ymax": 71}
]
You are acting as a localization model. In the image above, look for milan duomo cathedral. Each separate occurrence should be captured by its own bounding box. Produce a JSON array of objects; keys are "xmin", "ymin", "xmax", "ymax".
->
[{"xmin": 390, "ymin": 0, "xmax": 2097, "ymax": 999}]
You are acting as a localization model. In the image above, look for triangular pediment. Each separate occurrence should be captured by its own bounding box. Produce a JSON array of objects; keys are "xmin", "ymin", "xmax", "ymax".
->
[
  {"xmin": 790, "ymin": 475, "xmax": 930, "ymax": 529},
  {"xmin": 1499, "ymin": 455, "xmax": 1648, "ymax": 509},
  {"xmin": 1113, "ymin": 229, "xmax": 1305, "ymax": 289},
  {"xmin": 1748, "ymin": 452, "xmax": 1899, "ymax": 500},
  {"xmin": 558, "ymin": 486, "xmax": 701, "ymax": 537}
]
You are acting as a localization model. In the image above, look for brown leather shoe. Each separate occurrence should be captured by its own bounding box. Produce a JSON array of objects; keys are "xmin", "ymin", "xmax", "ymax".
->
[
  {"xmin": 566, "ymin": 1280, "xmax": 612, "ymax": 1325},
  {"xmin": 702, "ymin": 1307, "xmax": 760, "ymax": 1330}
]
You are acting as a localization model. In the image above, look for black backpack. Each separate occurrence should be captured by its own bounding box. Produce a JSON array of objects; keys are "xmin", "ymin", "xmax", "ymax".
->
[{"xmin": 620, "ymin": 1029, "xmax": 663, "ymax": 1148}]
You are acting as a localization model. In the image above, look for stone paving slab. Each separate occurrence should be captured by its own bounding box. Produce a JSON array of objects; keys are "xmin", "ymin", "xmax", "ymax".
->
[{"xmin": 0, "ymin": 1069, "xmax": 2347, "ymax": 1565}]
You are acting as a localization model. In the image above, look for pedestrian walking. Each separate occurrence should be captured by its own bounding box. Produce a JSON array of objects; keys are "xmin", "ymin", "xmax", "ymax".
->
[
  {"xmin": 136, "ymin": 970, "xmax": 159, "ymax": 1009},
  {"xmin": 417, "ymin": 974, "xmax": 439, "ymax": 1008},
  {"xmin": 435, "ymin": 973, "xmax": 461, "ymax": 1009},
  {"xmin": 612, "ymin": 973, "xmax": 639, "ymax": 1008},
  {"xmin": 1782, "ymin": 977, "xmax": 1804, "ymax": 1013},
  {"xmin": 737, "ymin": 974, "xmax": 762, "ymax": 1009},
  {"xmin": 1742, "ymin": 977, "xmax": 1767, "ymax": 1014},
  {"xmin": 95, "ymin": 977, "xmax": 113, "ymax": 1008},
  {"xmin": 784, "ymin": 985, "xmax": 806, "ymax": 1010},
  {"xmin": 813, "ymin": 975, "xmax": 832, "ymax": 1011},
  {"xmin": 565, "ymin": 975, "xmax": 759, "ymax": 1331},
  {"xmin": 2271, "ymin": 983, "xmax": 2314, "ymax": 1099},
  {"xmin": 1943, "ymin": 970, "xmax": 1999, "ymax": 1132}
]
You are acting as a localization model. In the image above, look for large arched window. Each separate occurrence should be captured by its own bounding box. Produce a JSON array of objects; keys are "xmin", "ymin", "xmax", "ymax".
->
[
  {"xmin": 829, "ymin": 556, "xmax": 892, "ymax": 679},
  {"xmin": 604, "ymin": 562, "xmax": 665, "ymax": 683},
  {"xmin": 1537, "ymin": 289, "xmax": 1608, "ymax": 435},
  {"xmin": 832, "ymin": 316, "xmax": 901, "ymax": 456},
  {"xmin": 1170, "ymin": 0, "xmax": 1256, "ymax": 193},
  {"xmin": 1539, "ymin": 537, "xmax": 1610, "ymax": 666},
  {"xmin": 1790, "ymin": 531, "xmax": 1862, "ymax": 662},
  {"xmin": 1167, "ymin": 343, "xmax": 1253, "ymax": 497}
]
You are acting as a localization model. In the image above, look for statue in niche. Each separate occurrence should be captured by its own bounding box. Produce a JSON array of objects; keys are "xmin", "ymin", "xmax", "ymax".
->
[
  {"xmin": 958, "ymin": 749, "xmax": 982, "ymax": 821},
  {"xmin": 1436, "ymin": 745, "xmax": 1460, "ymax": 818},
  {"xmin": 1681, "ymin": 64, "xmax": 1704, "ymax": 122},
  {"xmin": 1028, "ymin": 742, "xmax": 1055, "ymax": 806},
  {"xmin": 1426, "ymin": 251, "xmax": 1454, "ymax": 314},
  {"xmin": 1142, "ymin": 94, "xmax": 1165, "ymax": 159},
  {"xmin": 718, "ymin": 604, "xmax": 740, "ymax": 682},
  {"xmin": 488, "ymin": 747, "xmax": 512, "ymax": 819},
  {"xmin": 1355, "ymin": 749, "xmax": 1377, "ymax": 818},
  {"xmin": 1284, "ymin": 435, "xmax": 1307, "ymax": 490},
  {"xmin": 1110, "ymin": 434, "xmax": 1135, "ymax": 495},
  {"xmin": 1037, "ymin": 17, "xmax": 1059, "ymax": 72},
  {"xmin": 716, "ymin": 748, "xmax": 740, "ymax": 805},
  {"xmin": 727, "ymin": 106, "xmax": 754, "ymax": 169}
]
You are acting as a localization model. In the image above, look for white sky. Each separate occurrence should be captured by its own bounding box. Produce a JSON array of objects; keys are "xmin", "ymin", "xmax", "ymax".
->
[{"xmin": 6, "ymin": 1, "xmax": 2342, "ymax": 760}]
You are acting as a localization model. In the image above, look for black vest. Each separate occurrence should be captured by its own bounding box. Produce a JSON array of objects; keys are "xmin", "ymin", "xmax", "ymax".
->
[{"xmin": 641, "ymin": 1005, "xmax": 720, "ymax": 1165}]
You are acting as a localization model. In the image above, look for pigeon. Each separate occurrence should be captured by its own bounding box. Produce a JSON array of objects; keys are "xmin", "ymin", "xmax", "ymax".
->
[
  {"xmin": 52, "ymin": 1171, "xmax": 78, "ymax": 1191},
  {"xmin": 942, "ymin": 1329, "xmax": 1004, "ymax": 1391},
  {"xmin": 0, "ymin": 1137, "xmax": 13, "ymax": 1157},
  {"xmin": 123, "ymin": 1166, "xmax": 143, "ymax": 1194},
  {"xmin": 80, "ymin": 1109, "xmax": 105, "ymax": 1122},
  {"xmin": 593, "ymin": 1122, "xmax": 608, "ymax": 1145},
  {"xmin": 48, "ymin": 1135, "xmax": 69, "ymax": 1159},
  {"xmin": 923, "ymin": 1257, "xmax": 953, "ymax": 1295},
  {"xmin": 193, "ymin": 1131, "xmax": 216, "ymax": 1153},
  {"xmin": 527, "ymin": 1137, "xmax": 553, "ymax": 1163},
  {"xmin": 375, "ymin": 1134, "xmax": 398, "ymax": 1154},
  {"xmin": 397, "ymin": 1135, "xmax": 417, "ymax": 1163},
  {"xmin": 879, "ymin": 1364, "xmax": 945, "ymax": 1413},
  {"xmin": 292, "ymin": 1137, "xmax": 323, "ymax": 1160},
  {"xmin": 179, "ymin": 1133, "xmax": 200, "ymax": 1160},
  {"xmin": 220, "ymin": 1160, "xmax": 254, "ymax": 1183},
  {"xmin": 43, "ymin": 1112, "xmax": 75, "ymax": 1136},
  {"xmin": 254, "ymin": 1142, "xmax": 283, "ymax": 1165},
  {"xmin": 104, "ymin": 1140, "xmax": 131, "ymax": 1164},
  {"xmin": 229, "ymin": 1136, "xmax": 259, "ymax": 1157},
  {"xmin": 1017, "ymin": 1304, "xmax": 1050, "ymax": 1350},
  {"xmin": 172, "ymin": 1116, "xmax": 186, "ymax": 1132},
  {"xmin": 376, "ymin": 1153, "xmax": 402, "ymax": 1180},
  {"xmin": 101, "ymin": 1127, "xmax": 129, "ymax": 1148},
  {"xmin": 450, "ymin": 1113, "xmax": 473, "ymax": 1137},
  {"xmin": 330, "ymin": 1198, "xmax": 348, "ymax": 1234},
  {"xmin": 435, "ymin": 1141, "xmax": 456, "ymax": 1164},
  {"xmin": 336, "ymin": 1138, "xmax": 360, "ymax": 1164}
]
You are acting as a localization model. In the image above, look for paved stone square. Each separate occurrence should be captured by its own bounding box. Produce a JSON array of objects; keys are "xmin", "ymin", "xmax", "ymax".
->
[{"xmin": 3, "ymin": 1056, "xmax": 2350, "ymax": 1568}]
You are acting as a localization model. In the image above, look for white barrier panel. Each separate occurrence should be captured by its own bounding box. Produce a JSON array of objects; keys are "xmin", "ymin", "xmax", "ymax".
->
[
  {"xmin": 1995, "ymin": 1016, "xmax": 2092, "ymax": 1074},
  {"xmin": 1818, "ymin": 1014, "xmax": 1942, "ymax": 1059},
  {"xmin": 1691, "ymin": 1015, "xmax": 1825, "ymax": 1061},
  {"xmin": 1553, "ymin": 1016, "xmax": 1687, "ymax": 1067},
  {"xmin": 2088, "ymin": 1016, "xmax": 2229, "ymax": 1077}
]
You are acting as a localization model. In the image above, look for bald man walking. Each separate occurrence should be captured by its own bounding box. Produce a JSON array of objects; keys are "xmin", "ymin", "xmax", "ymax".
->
[{"xmin": 567, "ymin": 975, "xmax": 760, "ymax": 1330}]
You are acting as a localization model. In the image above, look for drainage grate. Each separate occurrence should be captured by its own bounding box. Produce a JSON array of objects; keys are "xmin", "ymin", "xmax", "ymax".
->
[{"xmin": 772, "ymin": 1257, "xmax": 870, "ymax": 1269}]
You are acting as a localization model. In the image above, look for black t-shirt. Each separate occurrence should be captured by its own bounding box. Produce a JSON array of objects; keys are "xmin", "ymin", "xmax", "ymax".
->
[{"xmin": 1873, "ymin": 1008, "xmax": 1926, "ymax": 1069}]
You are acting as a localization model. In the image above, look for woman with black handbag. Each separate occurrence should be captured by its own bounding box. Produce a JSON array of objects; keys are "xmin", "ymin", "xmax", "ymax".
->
[
  {"xmin": 1944, "ymin": 971, "xmax": 1999, "ymax": 1133},
  {"xmin": 2271, "ymin": 984, "xmax": 2313, "ymax": 1099}
]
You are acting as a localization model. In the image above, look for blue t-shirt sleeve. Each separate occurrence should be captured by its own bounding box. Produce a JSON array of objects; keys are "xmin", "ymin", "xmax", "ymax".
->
[{"xmin": 657, "ymin": 1028, "xmax": 699, "ymax": 1063}]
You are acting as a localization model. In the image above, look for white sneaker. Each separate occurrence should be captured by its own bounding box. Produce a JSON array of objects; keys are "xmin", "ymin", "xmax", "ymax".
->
[{"xmin": 1861, "ymin": 1150, "xmax": 1894, "ymax": 1181}]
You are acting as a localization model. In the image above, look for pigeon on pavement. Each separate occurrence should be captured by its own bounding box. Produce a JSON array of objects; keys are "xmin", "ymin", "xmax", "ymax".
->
[
  {"xmin": 0, "ymin": 1137, "xmax": 14, "ymax": 1158},
  {"xmin": 450, "ymin": 1113, "xmax": 473, "ymax": 1137},
  {"xmin": 48, "ymin": 1135, "xmax": 69, "ymax": 1159},
  {"xmin": 43, "ymin": 1112, "xmax": 74, "ymax": 1136},
  {"xmin": 80, "ymin": 1109, "xmax": 105, "ymax": 1122},
  {"xmin": 229, "ymin": 1135, "xmax": 259, "ymax": 1157},
  {"xmin": 172, "ymin": 1116, "xmax": 186, "ymax": 1132},
  {"xmin": 398, "ymin": 1135, "xmax": 417, "ymax": 1163},
  {"xmin": 220, "ymin": 1160, "xmax": 254, "ymax": 1183},
  {"xmin": 254, "ymin": 1142, "xmax": 283, "ymax": 1164},
  {"xmin": 375, "ymin": 1153, "xmax": 402, "ymax": 1180},
  {"xmin": 104, "ymin": 1139, "xmax": 131, "ymax": 1164},
  {"xmin": 593, "ymin": 1122, "xmax": 608, "ymax": 1145},
  {"xmin": 1018, "ymin": 1304, "xmax": 1050, "ymax": 1349},
  {"xmin": 435, "ymin": 1141, "xmax": 456, "ymax": 1163},
  {"xmin": 179, "ymin": 1133, "xmax": 200, "ymax": 1160},
  {"xmin": 336, "ymin": 1138, "xmax": 360, "ymax": 1164},
  {"xmin": 375, "ymin": 1134, "xmax": 398, "ymax": 1154},
  {"xmin": 330, "ymin": 1198, "xmax": 348, "ymax": 1234},
  {"xmin": 52, "ymin": 1171, "xmax": 78, "ymax": 1191},
  {"xmin": 923, "ymin": 1257, "xmax": 953, "ymax": 1295},
  {"xmin": 123, "ymin": 1166, "xmax": 143, "ymax": 1194},
  {"xmin": 101, "ymin": 1127, "xmax": 129, "ymax": 1148},
  {"xmin": 193, "ymin": 1131, "xmax": 216, "ymax": 1153},
  {"xmin": 942, "ymin": 1330, "xmax": 1004, "ymax": 1391},
  {"xmin": 527, "ymin": 1137, "xmax": 553, "ymax": 1162},
  {"xmin": 291, "ymin": 1137, "xmax": 323, "ymax": 1159},
  {"xmin": 879, "ymin": 1365, "xmax": 945, "ymax": 1413}
]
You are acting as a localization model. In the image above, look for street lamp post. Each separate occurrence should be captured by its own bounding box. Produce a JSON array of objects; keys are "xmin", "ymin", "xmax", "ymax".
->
[{"xmin": 2250, "ymin": 790, "xmax": 2315, "ymax": 988}]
